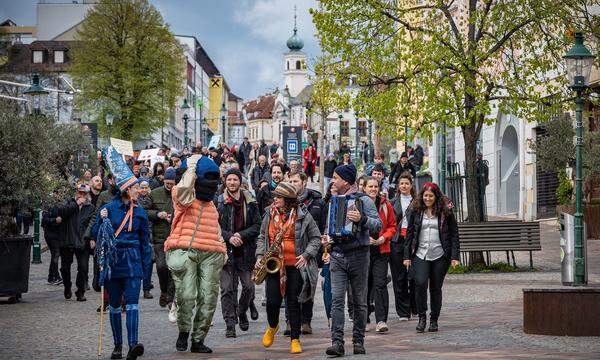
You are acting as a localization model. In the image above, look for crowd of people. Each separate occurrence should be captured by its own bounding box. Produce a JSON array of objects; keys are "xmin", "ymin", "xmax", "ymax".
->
[{"xmin": 38, "ymin": 137, "xmax": 459, "ymax": 359}]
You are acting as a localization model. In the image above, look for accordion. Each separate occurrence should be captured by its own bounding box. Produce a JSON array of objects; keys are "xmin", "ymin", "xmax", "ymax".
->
[{"xmin": 327, "ymin": 195, "xmax": 355, "ymax": 238}]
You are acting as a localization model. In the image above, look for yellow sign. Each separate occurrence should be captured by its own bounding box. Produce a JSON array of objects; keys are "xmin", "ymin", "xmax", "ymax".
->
[{"xmin": 208, "ymin": 75, "xmax": 224, "ymax": 134}]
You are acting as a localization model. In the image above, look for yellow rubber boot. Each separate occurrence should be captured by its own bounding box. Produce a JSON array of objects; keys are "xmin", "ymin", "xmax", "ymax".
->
[
  {"xmin": 262, "ymin": 325, "xmax": 279, "ymax": 348},
  {"xmin": 290, "ymin": 339, "xmax": 302, "ymax": 354}
]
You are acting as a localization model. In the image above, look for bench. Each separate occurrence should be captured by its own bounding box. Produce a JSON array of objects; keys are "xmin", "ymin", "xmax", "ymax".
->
[{"xmin": 457, "ymin": 221, "xmax": 542, "ymax": 269}]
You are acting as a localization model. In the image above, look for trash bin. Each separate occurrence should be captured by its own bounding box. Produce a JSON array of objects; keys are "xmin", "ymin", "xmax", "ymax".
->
[
  {"xmin": 0, "ymin": 236, "xmax": 33, "ymax": 301},
  {"xmin": 559, "ymin": 212, "xmax": 587, "ymax": 286}
]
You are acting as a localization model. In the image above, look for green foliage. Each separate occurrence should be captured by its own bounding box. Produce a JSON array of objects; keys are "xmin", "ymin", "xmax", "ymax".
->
[
  {"xmin": 556, "ymin": 169, "xmax": 573, "ymax": 205},
  {"xmin": 70, "ymin": 0, "xmax": 184, "ymax": 141},
  {"xmin": 447, "ymin": 262, "xmax": 518, "ymax": 274},
  {"xmin": 311, "ymin": 0, "xmax": 597, "ymax": 221},
  {"xmin": 0, "ymin": 102, "xmax": 92, "ymax": 237}
]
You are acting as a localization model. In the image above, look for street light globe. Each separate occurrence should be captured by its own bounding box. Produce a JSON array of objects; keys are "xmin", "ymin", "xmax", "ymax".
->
[
  {"xmin": 105, "ymin": 113, "xmax": 114, "ymax": 126},
  {"xmin": 564, "ymin": 31, "xmax": 596, "ymax": 89},
  {"xmin": 23, "ymin": 74, "xmax": 49, "ymax": 114}
]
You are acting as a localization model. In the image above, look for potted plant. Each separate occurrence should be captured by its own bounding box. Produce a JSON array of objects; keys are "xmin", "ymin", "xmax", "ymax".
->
[{"xmin": 0, "ymin": 101, "xmax": 92, "ymax": 302}]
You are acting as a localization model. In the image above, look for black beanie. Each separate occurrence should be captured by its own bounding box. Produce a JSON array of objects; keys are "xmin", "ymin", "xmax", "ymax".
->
[
  {"xmin": 224, "ymin": 168, "xmax": 242, "ymax": 183},
  {"xmin": 334, "ymin": 164, "xmax": 357, "ymax": 185}
]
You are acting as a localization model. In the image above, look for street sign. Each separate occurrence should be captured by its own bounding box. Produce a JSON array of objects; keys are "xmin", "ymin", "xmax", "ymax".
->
[{"xmin": 283, "ymin": 126, "xmax": 303, "ymax": 163}]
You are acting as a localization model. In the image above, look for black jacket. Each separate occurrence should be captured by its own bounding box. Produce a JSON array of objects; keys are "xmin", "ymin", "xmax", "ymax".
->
[
  {"xmin": 216, "ymin": 190, "xmax": 261, "ymax": 270},
  {"xmin": 324, "ymin": 159, "xmax": 337, "ymax": 178},
  {"xmin": 257, "ymin": 183, "xmax": 275, "ymax": 217},
  {"xmin": 42, "ymin": 204, "xmax": 62, "ymax": 241},
  {"xmin": 251, "ymin": 164, "xmax": 270, "ymax": 191},
  {"xmin": 57, "ymin": 198, "xmax": 95, "ymax": 249},
  {"xmin": 390, "ymin": 161, "xmax": 416, "ymax": 184},
  {"xmin": 299, "ymin": 189, "xmax": 326, "ymax": 234},
  {"xmin": 259, "ymin": 143, "xmax": 269, "ymax": 158},
  {"xmin": 403, "ymin": 206, "xmax": 460, "ymax": 261}
]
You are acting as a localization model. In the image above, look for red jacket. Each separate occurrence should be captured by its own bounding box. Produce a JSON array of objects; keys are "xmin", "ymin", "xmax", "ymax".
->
[
  {"xmin": 376, "ymin": 198, "xmax": 397, "ymax": 254},
  {"xmin": 302, "ymin": 147, "xmax": 317, "ymax": 172}
]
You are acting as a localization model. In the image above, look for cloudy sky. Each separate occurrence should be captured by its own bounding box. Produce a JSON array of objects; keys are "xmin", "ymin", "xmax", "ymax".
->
[{"xmin": 0, "ymin": 0, "xmax": 320, "ymax": 100}]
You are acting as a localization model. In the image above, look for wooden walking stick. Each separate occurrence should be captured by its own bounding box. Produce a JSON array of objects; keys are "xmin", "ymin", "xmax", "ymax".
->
[{"xmin": 98, "ymin": 284, "xmax": 105, "ymax": 358}]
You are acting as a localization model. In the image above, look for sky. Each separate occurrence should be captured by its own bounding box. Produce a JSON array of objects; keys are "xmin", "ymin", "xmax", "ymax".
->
[{"xmin": 0, "ymin": 0, "xmax": 320, "ymax": 100}]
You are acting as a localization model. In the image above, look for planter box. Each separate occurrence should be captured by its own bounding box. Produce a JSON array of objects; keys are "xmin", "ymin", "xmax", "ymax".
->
[
  {"xmin": 556, "ymin": 205, "xmax": 600, "ymax": 239},
  {"xmin": 0, "ymin": 236, "xmax": 33, "ymax": 300}
]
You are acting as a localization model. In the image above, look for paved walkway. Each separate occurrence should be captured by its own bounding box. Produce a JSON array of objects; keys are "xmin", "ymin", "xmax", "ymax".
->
[{"xmin": 1, "ymin": 222, "xmax": 599, "ymax": 359}]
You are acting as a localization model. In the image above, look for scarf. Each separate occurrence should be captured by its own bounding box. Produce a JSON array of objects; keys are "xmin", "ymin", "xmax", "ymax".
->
[
  {"xmin": 268, "ymin": 206, "xmax": 296, "ymax": 297},
  {"xmin": 226, "ymin": 190, "xmax": 245, "ymax": 232},
  {"xmin": 269, "ymin": 180, "xmax": 278, "ymax": 191}
]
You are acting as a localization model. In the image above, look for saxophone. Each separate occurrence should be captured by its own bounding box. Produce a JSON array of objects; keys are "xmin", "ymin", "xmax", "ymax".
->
[{"xmin": 252, "ymin": 210, "xmax": 294, "ymax": 285}]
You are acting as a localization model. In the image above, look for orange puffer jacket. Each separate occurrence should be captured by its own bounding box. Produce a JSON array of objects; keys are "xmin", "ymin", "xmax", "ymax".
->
[{"xmin": 164, "ymin": 184, "xmax": 226, "ymax": 254}]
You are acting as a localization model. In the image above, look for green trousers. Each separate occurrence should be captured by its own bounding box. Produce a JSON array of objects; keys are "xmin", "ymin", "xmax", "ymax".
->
[{"xmin": 169, "ymin": 248, "xmax": 224, "ymax": 342}]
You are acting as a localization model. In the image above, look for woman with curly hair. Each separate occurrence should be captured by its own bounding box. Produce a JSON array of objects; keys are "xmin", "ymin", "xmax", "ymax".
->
[{"xmin": 403, "ymin": 182, "xmax": 460, "ymax": 333}]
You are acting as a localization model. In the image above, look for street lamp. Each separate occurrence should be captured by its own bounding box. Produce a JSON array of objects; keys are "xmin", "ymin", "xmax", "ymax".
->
[
  {"xmin": 367, "ymin": 116, "xmax": 374, "ymax": 163},
  {"xmin": 23, "ymin": 73, "xmax": 49, "ymax": 115},
  {"xmin": 23, "ymin": 74, "xmax": 49, "ymax": 265},
  {"xmin": 280, "ymin": 108, "xmax": 288, "ymax": 144},
  {"xmin": 338, "ymin": 113, "xmax": 343, "ymax": 155},
  {"xmin": 220, "ymin": 102, "xmax": 227, "ymax": 144},
  {"xmin": 354, "ymin": 111, "xmax": 360, "ymax": 165},
  {"xmin": 105, "ymin": 113, "xmax": 114, "ymax": 145},
  {"xmin": 564, "ymin": 31, "xmax": 595, "ymax": 286},
  {"xmin": 181, "ymin": 98, "xmax": 191, "ymax": 148}
]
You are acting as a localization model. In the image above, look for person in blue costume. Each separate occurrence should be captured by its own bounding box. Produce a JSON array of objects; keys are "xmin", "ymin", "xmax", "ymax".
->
[{"xmin": 92, "ymin": 146, "xmax": 152, "ymax": 360}]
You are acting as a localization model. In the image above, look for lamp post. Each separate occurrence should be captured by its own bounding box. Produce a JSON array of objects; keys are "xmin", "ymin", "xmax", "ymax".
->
[
  {"xmin": 280, "ymin": 108, "xmax": 288, "ymax": 144},
  {"xmin": 439, "ymin": 120, "xmax": 447, "ymax": 193},
  {"xmin": 23, "ymin": 74, "xmax": 49, "ymax": 265},
  {"xmin": 220, "ymin": 102, "xmax": 227, "ymax": 144},
  {"xmin": 338, "ymin": 113, "xmax": 343, "ymax": 156},
  {"xmin": 367, "ymin": 116, "xmax": 374, "ymax": 163},
  {"xmin": 105, "ymin": 113, "xmax": 114, "ymax": 145},
  {"xmin": 564, "ymin": 31, "xmax": 595, "ymax": 286},
  {"xmin": 181, "ymin": 98, "xmax": 191, "ymax": 149},
  {"xmin": 354, "ymin": 112, "xmax": 360, "ymax": 165}
]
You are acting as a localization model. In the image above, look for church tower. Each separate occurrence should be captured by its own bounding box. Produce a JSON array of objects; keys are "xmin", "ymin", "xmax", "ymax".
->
[{"xmin": 283, "ymin": 6, "xmax": 308, "ymax": 98}]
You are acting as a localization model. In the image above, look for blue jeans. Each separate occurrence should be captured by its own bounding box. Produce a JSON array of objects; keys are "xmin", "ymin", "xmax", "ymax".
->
[{"xmin": 330, "ymin": 249, "xmax": 369, "ymax": 346}]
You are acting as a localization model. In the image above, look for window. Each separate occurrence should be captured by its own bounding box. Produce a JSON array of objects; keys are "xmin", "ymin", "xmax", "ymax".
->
[
  {"xmin": 287, "ymin": 61, "xmax": 290, "ymax": 70},
  {"xmin": 358, "ymin": 120, "xmax": 367, "ymax": 137},
  {"xmin": 341, "ymin": 120, "xmax": 349, "ymax": 137},
  {"xmin": 54, "ymin": 50, "xmax": 64, "ymax": 63},
  {"xmin": 32, "ymin": 50, "xmax": 43, "ymax": 63},
  {"xmin": 296, "ymin": 60, "xmax": 301, "ymax": 70}
]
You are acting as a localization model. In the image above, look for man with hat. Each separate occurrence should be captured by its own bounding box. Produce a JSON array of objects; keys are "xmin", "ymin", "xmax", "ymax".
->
[
  {"xmin": 92, "ymin": 146, "xmax": 153, "ymax": 360},
  {"xmin": 144, "ymin": 167, "xmax": 177, "ymax": 308},
  {"xmin": 322, "ymin": 164, "xmax": 382, "ymax": 357},
  {"xmin": 57, "ymin": 183, "xmax": 95, "ymax": 302},
  {"xmin": 164, "ymin": 154, "xmax": 226, "ymax": 354},
  {"xmin": 215, "ymin": 168, "xmax": 261, "ymax": 338}
]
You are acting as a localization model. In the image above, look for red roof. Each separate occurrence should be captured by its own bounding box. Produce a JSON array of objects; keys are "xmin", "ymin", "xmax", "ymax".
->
[{"xmin": 243, "ymin": 94, "xmax": 276, "ymax": 120}]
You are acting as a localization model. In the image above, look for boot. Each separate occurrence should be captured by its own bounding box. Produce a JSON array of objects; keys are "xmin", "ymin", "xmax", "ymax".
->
[
  {"xmin": 262, "ymin": 325, "xmax": 279, "ymax": 348},
  {"xmin": 64, "ymin": 287, "xmax": 72, "ymax": 300},
  {"xmin": 190, "ymin": 341, "xmax": 212, "ymax": 353},
  {"xmin": 126, "ymin": 343, "xmax": 144, "ymax": 360},
  {"xmin": 143, "ymin": 291, "xmax": 153, "ymax": 299},
  {"xmin": 176, "ymin": 332, "xmax": 189, "ymax": 351},
  {"xmin": 159, "ymin": 292, "xmax": 169, "ymax": 308},
  {"xmin": 249, "ymin": 301, "xmax": 259, "ymax": 320},
  {"xmin": 325, "ymin": 343, "xmax": 345, "ymax": 357},
  {"xmin": 110, "ymin": 345, "xmax": 123, "ymax": 359},
  {"xmin": 290, "ymin": 339, "xmax": 302, "ymax": 354},
  {"xmin": 225, "ymin": 325, "xmax": 236, "ymax": 338},
  {"xmin": 428, "ymin": 318, "xmax": 439, "ymax": 332},
  {"xmin": 353, "ymin": 343, "xmax": 366, "ymax": 355},
  {"xmin": 301, "ymin": 322, "xmax": 312, "ymax": 335},
  {"xmin": 416, "ymin": 315, "xmax": 427, "ymax": 333},
  {"xmin": 238, "ymin": 312, "xmax": 249, "ymax": 331}
]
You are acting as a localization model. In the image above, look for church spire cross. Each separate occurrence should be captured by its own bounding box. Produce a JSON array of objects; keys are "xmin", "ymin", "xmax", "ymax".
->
[{"xmin": 293, "ymin": 5, "xmax": 298, "ymax": 34}]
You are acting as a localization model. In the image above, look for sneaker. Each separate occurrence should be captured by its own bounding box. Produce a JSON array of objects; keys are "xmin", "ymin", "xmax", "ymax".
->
[
  {"xmin": 97, "ymin": 303, "xmax": 109, "ymax": 313},
  {"xmin": 53, "ymin": 278, "xmax": 63, "ymax": 286},
  {"xmin": 176, "ymin": 331, "xmax": 189, "ymax": 351},
  {"xmin": 143, "ymin": 291, "xmax": 153, "ymax": 299},
  {"xmin": 190, "ymin": 341, "xmax": 212, "ymax": 353},
  {"xmin": 325, "ymin": 343, "xmax": 345, "ymax": 357},
  {"xmin": 416, "ymin": 316, "xmax": 426, "ymax": 333},
  {"xmin": 168, "ymin": 302, "xmax": 178, "ymax": 323},
  {"xmin": 225, "ymin": 325, "xmax": 236, "ymax": 338},
  {"xmin": 262, "ymin": 325, "xmax": 279, "ymax": 348},
  {"xmin": 428, "ymin": 319, "xmax": 438, "ymax": 332},
  {"xmin": 353, "ymin": 343, "xmax": 366, "ymax": 355},
  {"xmin": 290, "ymin": 339, "xmax": 302, "ymax": 354},
  {"xmin": 375, "ymin": 321, "xmax": 388, "ymax": 333},
  {"xmin": 398, "ymin": 317, "xmax": 409, "ymax": 321},
  {"xmin": 110, "ymin": 344, "xmax": 122, "ymax": 359},
  {"xmin": 238, "ymin": 312, "xmax": 249, "ymax": 331}
]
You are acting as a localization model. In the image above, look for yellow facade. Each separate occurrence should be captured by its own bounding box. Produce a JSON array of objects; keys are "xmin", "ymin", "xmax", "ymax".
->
[{"xmin": 208, "ymin": 76, "xmax": 223, "ymax": 133}]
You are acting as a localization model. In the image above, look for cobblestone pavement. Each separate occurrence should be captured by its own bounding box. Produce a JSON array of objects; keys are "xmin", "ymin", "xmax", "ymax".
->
[{"xmin": 1, "ymin": 222, "xmax": 599, "ymax": 359}]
